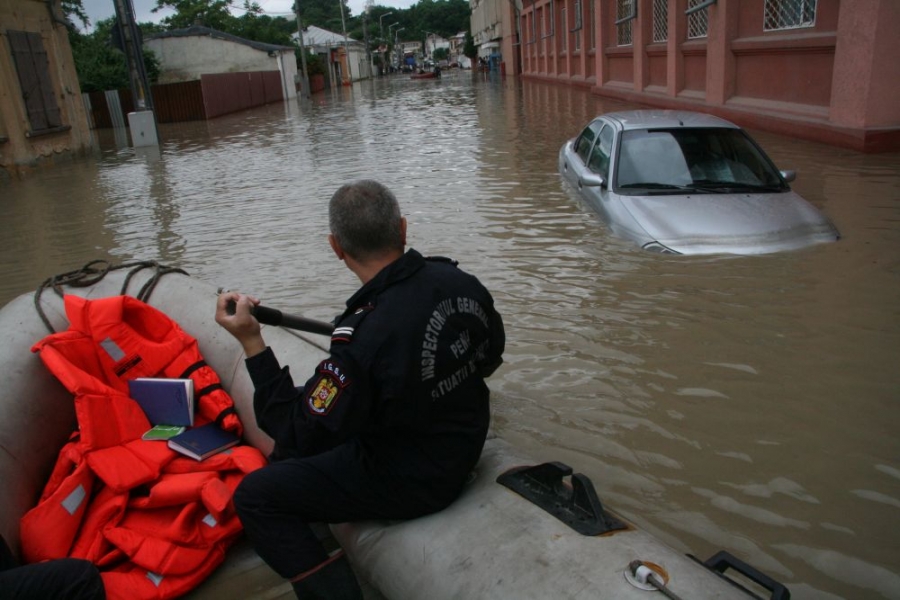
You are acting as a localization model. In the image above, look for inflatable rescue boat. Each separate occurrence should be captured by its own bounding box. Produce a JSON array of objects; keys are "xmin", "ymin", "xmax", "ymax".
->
[{"xmin": 0, "ymin": 261, "xmax": 790, "ymax": 599}]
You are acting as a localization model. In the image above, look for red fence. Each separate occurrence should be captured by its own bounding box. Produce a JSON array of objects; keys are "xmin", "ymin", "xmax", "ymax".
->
[
  {"xmin": 200, "ymin": 71, "xmax": 283, "ymax": 119},
  {"xmin": 85, "ymin": 70, "xmax": 285, "ymax": 128}
]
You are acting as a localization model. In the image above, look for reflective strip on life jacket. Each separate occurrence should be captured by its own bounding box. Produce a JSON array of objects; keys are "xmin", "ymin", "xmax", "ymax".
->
[
  {"xmin": 23, "ymin": 294, "xmax": 267, "ymax": 599},
  {"xmin": 19, "ymin": 442, "xmax": 94, "ymax": 563}
]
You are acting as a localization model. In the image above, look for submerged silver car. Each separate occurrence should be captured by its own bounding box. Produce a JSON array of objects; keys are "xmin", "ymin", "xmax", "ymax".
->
[{"xmin": 558, "ymin": 110, "xmax": 840, "ymax": 255}]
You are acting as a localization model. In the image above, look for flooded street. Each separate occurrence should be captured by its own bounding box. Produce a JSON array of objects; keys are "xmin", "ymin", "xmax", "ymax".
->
[{"xmin": 2, "ymin": 72, "xmax": 899, "ymax": 599}]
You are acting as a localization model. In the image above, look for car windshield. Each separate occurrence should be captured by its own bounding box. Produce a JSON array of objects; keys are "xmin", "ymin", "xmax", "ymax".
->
[{"xmin": 615, "ymin": 128, "xmax": 787, "ymax": 194}]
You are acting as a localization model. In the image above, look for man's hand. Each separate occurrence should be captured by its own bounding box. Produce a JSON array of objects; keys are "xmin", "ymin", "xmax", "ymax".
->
[{"xmin": 215, "ymin": 291, "xmax": 267, "ymax": 358}]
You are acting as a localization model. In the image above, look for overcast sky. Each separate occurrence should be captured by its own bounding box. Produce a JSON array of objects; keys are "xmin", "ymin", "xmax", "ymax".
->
[{"xmin": 79, "ymin": 0, "xmax": 416, "ymax": 31}]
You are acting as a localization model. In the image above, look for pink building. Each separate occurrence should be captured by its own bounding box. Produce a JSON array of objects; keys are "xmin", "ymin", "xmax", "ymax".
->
[{"xmin": 504, "ymin": 0, "xmax": 899, "ymax": 152}]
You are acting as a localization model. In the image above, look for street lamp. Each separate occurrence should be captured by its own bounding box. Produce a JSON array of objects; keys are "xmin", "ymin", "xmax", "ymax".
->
[
  {"xmin": 394, "ymin": 27, "xmax": 405, "ymax": 71},
  {"xmin": 379, "ymin": 12, "xmax": 393, "ymax": 41},
  {"xmin": 387, "ymin": 23, "xmax": 400, "ymax": 70}
]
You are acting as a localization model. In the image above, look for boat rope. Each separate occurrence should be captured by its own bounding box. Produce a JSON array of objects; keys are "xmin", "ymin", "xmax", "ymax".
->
[
  {"xmin": 33, "ymin": 259, "xmax": 188, "ymax": 334},
  {"xmin": 628, "ymin": 560, "xmax": 685, "ymax": 600}
]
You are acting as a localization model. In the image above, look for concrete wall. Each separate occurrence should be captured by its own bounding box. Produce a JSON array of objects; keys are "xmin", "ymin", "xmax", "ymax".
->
[
  {"xmin": 145, "ymin": 34, "xmax": 297, "ymax": 100},
  {"xmin": 0, "ymin": 0, "xmax": 93, "ymax": 180},
  {"xmin": 470, "ymin": 0, "xmax": 522, "ymax": 75}
]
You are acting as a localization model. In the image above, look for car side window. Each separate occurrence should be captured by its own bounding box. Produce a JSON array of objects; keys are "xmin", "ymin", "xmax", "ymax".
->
[
  {"xmin": 574, "ymin": 124, "xmax": 599, "ymax": 164},
  {"xmin": 587, "ymin": 125, "xmax": 613, "ymax": 176}
]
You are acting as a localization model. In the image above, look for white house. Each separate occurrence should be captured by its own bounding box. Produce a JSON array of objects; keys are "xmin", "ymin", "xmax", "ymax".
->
[
  {"xmin": 450, "ymin": 32, "xmax": 472, "ymax": 69},
  {"xmin": 292, "ymin": 25, "xmax": 372, "ymax": 85},
  {"xmin": 145, "ymin": 26, "xmax": 298, "ymax": 100},
  {"xmin": 424, "ymin": 34, "xmax": 451, "ymax": 60}
]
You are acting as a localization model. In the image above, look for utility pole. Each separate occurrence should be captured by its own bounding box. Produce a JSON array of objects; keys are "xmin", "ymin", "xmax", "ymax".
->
[
  {"xmin": 379, "ymin": 11, "xmax": 393, "ymax": 74},
  {"xmin": 363, "ymin": 2, "xmax": 372, "ymax": 79},
  {"xmin": 112, "ymin": 0, "xmax": 158, "ymax": 147},
  {"xmin": 338, "ymin": 0, "xmax": 350, "ymax": 85},
  {"xmin": 295, "ymin": 1, "xmax": 311, "ymax": 99}
]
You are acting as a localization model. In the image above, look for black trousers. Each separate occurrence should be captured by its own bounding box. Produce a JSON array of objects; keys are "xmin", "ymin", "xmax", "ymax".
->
[
  {"xmin": 233, "ymin": 442, "xmax": 442, "ymax": 578},
  {"xmin": 0, "ymin": 537, "xmax": 104, "ymax": 600}
]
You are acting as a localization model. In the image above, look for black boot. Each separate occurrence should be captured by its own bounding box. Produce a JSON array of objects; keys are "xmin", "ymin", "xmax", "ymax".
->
[{"xmin": 291, "ymin": 553, "xmax": 363, "ymax": 600}]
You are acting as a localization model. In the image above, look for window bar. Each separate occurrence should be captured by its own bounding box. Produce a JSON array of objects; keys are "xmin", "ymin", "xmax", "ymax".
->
[
  {"xmin": 615, "ymin": 0, "xmax": 637, "ymax": 25},
  {"xmin": 685, "ymin": 0, "xmax": 716, "ymax": 16}
]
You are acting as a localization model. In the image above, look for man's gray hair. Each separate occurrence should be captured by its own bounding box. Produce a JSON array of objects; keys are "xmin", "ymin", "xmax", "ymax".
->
[{"xmin": 329, "ymin": 180, "xmax": 403, "ymax": 260}]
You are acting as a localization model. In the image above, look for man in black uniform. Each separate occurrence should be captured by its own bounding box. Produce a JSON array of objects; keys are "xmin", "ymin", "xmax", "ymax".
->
[{"xmin": 215, "ymin": 180, "xmax": 505, "ymax": 599}]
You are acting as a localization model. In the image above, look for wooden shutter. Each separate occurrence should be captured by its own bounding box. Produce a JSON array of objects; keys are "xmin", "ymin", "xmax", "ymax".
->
[{"xmin": 8, "ymin": 30, "xmax": 63, "ymax": 132}]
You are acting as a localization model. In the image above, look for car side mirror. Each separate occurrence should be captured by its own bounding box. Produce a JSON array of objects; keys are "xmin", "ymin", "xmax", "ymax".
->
[
  {"xmin": 578, "ymin": 173, "xmax": 606, "ymax": 188},
  {"xmin": 780, "ymin": 169, "xmax": 796, "ymax": 183}
]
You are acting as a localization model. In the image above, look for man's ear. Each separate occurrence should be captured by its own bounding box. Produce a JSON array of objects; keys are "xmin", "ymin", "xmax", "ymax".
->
[
  {"xmin": 400, "ymin": 217, "xmax": 407, "ymax": 246},
  {"xmin": 329, "ymin": 234, "xmax": 345, "ymax": 260}
]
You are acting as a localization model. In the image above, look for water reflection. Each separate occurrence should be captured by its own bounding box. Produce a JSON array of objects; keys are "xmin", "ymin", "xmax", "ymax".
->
[{"xmin": 2, "ymin": 72, "xmax": 899, "ymax": 600}]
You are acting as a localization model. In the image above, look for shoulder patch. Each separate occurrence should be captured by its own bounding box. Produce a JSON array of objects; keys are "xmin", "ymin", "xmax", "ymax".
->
[
  {"xmin": 332, "ymin": 304, "xmax": 375, "ymax": 344},
  {"xmin": 307, "ymin": 360, "xmax": 351, "ymax": 416}
]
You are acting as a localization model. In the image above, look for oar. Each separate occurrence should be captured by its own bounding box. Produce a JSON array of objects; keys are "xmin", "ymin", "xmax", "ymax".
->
[{"xmin": 226, "ymin": 300, "xmax": 334, "ymax": 336}]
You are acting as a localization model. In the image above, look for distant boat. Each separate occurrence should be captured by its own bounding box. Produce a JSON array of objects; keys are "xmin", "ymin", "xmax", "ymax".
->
[{"xmin": 411, "ymin": 71, "xmax": 439, "ymax": 80}]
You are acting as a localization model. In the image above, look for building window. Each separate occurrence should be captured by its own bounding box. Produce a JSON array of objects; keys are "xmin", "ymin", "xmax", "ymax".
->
[
  {"xmin": 653, "ymin": 0, "xmax": 668, "ymax": 42},
  {"xmin": 7, "ymin": 30, "xmax": 64, "ymax": 134},
  {"xmin": 686, "ymin": 0, "xmax": 709, "ymax": 39},
  {"xmin": 589, "ymin": 0, "xmax": 596, "ymax": 49},
  {"xmin": 764, "ymin": 0, "xmax": 817, "ymax": 31},
  {"xmin": 616, "ymin": 0, "xmax": 635, "ymax": 46},
  {"xmin": 560, "ymin": 7, "xmax": 567, "ymax": 52},
  {"xmin": 541, "ymin": 3, "xmax": 555, "ymax": 39},
  {"xmin": 525, "ymin": 0, "xmax": 537, "ymax": 45},
  {"xmin": 571, "ymin": 0, "xmax": 582, "ymax": 51}
]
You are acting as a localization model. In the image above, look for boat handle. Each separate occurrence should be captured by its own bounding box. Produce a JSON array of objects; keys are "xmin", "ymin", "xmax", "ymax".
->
[{"xmin": 702, "ymin": 550, "xmax": 791, "ymax": 600}]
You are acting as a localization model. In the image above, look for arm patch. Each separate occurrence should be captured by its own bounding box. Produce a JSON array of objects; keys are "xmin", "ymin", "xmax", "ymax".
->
[{"xmin": 306, "ymin": 360, "xmax": 351, "ymax": 415}]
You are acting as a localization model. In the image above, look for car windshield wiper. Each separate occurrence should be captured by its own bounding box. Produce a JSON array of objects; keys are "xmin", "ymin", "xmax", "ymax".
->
[
  {"xmin": 618, "ymin": 182, "xmax": 715, "ymax": 194},
  {"xmin": 689, "ymin": 180, "xmax": 784, "ymax": 192}
]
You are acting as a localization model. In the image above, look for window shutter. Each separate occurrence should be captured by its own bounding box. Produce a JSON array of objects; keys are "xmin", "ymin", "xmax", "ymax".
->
[{"xmin": 8, "ymin": 30, "xmax": 63, "ymax": 132}]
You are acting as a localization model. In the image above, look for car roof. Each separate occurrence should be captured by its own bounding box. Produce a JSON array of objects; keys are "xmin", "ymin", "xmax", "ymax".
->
[{"xmin": 597, "ymin": 110, "xmax": 740, "ymax": 131}]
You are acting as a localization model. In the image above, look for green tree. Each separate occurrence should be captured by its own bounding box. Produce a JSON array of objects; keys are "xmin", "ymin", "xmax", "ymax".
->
[
  {"xmin": 293, "ymin": 0, "xmax": 350, "ymax": 32},
  {"xmin": 233, "ymin": 2, "xmax": 295, "ymax": 46},
  {"xmin": 62, "ymin": 0, "xmax": 89, "ymax": 29},
  {"xmin": 68, "ymin": 17, "xmax": 161, "ymax": 93},
  {"xmin": 412, "ymin": 0, "xmax": 470, "ymax": 38},
  {"xmin": 463, "ymin": 30, "xmax": 476, "ymax": 62},
  {"xmin": 152, "ymin": 0, "xmax": 236, "ymax": 30}
]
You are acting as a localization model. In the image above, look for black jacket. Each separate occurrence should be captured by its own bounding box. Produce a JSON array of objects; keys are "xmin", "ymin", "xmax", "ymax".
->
[{"xmin": 247, "ymin": 249, "xmax": 505, "ymax": 508}]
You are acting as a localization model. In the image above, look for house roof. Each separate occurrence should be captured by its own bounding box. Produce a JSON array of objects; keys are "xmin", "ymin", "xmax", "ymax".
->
[
  {"xmin": 292, "ymin": 25, "xmax": 363, "ymax": 48},
  {"xmin": 147, "ymin": 25, "xmax": 295, "ymax": 54}
]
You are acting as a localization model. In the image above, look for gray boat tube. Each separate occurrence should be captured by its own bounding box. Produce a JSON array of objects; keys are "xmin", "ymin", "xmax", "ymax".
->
[{"xmin": 0, "ymin": 264, "xmax": 789, "ymax": 599}]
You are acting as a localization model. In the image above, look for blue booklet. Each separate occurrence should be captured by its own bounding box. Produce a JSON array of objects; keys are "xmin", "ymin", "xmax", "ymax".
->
[
  {"xmin": 167, "ymin": 423, "xmax": 240, "ymax": 461},
  {"xmin": 128, "ymin": 378, "xmax": 194, "ymax": 427}
]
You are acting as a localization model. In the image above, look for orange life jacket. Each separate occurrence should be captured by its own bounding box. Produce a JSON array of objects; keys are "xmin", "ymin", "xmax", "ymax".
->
[{"xmin": 21, "ymin": 295, "xmax": 266, "ymax": 600}]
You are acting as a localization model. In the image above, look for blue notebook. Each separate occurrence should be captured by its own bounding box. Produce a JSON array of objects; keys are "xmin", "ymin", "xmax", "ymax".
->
[
  {"xmin": 128, "ymin": 378, "xmax": 194, "ymax": 427},
  {"xmin": 167, "ymin": 423, "xmax": 240, "ymax": 461}
]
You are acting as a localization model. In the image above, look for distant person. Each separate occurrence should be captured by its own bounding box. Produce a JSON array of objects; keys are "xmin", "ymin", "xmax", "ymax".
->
[{"xmin": 216, "ymin": 179, "xmax": 505, "ymax": 599}]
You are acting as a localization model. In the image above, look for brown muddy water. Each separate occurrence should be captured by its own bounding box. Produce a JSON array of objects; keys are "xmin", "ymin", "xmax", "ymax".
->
[{"xmin": 1, "ymin": 72, "xmax": 899, "ymax": 600}]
